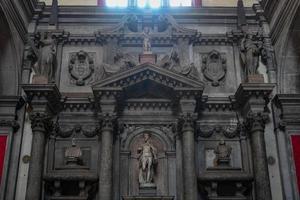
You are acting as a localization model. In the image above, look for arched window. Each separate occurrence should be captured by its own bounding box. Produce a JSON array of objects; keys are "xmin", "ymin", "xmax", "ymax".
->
[
  {"xmin": 106, "ymin": 0, "xmax": 128, "ymax": 7},
  {"xmin": 137, "ymin": 0, "xmax": 161, "ymax": 8},
  {"xmin": 170, "ymin": 0, "xmax": 192, "ymax": 7}
]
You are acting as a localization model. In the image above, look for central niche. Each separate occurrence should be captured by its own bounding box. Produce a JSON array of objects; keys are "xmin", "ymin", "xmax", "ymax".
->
[{"xmin": 120, "ymin": 128, "xmax": 176, "ymax": 198}]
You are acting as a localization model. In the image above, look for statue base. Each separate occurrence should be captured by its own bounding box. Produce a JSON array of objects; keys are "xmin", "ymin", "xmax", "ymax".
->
[
  {"xmin": 217, "ymin": 158, "xmax": 231, "ymax": 167},
  {"xmin": 32, "ymin": 75, "xmax": 49, "ymax": 84},
  {"xmin": 246, "ymin": 74, "xmax": 264, "ymax": 83},
  {"xmin": 139, "ymin": 53, "xmax": 157, "ymax": 64},
  {"xmin": 139, "ymin": 184, "xmax": 156, "ymax": 196}
]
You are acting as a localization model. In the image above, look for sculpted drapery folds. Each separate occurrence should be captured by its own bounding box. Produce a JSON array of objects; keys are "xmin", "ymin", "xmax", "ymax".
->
[
  {"xmin": 240, "ymin": 33, "xmax": 262, "ymax": 76},
  {"xmin": 33, "ymin": 32, "xmax": 57, "ymax": 82},
  {"xmin": 143, "ymin": 26, "xmax": 152, "ymax": 53},
  {"xmin": 137, "ymin": 133, "xmax": 158, "ymax": 186}
]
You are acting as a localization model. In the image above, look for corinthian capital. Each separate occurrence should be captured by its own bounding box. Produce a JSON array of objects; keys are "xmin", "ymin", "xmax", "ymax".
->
[
  {"xmin": 245, "ymin": 111, "xmax": 269, "ymax": 132},
  {"xmin": 100, "ymin": 113, "xmax": 116, "ymax": 132},
  {"xmin": 29, "ymin": 112, "xmax": 52, "ymax": 133},
  {"xmin": 179, "ymin": 113, "xmax": 197, "ymax": 132}
]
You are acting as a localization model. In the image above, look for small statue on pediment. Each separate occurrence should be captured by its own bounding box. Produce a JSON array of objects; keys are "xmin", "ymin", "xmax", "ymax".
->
[{"xmin": 143, "ymin": 26, "xmax": 152, "ymax": 54}]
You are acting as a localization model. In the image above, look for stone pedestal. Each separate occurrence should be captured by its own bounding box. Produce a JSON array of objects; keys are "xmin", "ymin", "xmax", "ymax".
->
[
  {"xmin": 139, "ymin": 53, "xmax": 157, "ymax": 64},
  {"xmin": 235, "ymin": 83, "xmax": 275, "ymax": 200},
  {"xmin": 246, "ymin": 74, "xmax": 264, "ymax": 83},
  {"xmin": 32, "ymin": 75, "xmax": 49, "ymax": 84},
  {"xmin": 139, "ymin": 184, "xmax": 156, "ymax": 196}
]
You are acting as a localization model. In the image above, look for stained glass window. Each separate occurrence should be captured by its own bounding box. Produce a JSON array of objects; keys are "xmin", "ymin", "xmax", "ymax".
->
[
  {"xmin": 137, "ymin": 0, "xmax": 161, "ymax": 8},
  {"xmin": 170, "ymin": 0, "xmax": 192, "ymax": 7},
  {"xmin": 106, "ymin": 0, "xmax": 128, "ymax": 7}
]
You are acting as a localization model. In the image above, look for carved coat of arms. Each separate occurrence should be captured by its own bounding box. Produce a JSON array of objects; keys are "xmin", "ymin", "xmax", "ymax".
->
[
  {"xmin": 202, "ymin": 50, "xmax": 227, "ymax": 87},
  {"xmin": 69, "ymin": 50, "xmax": 95, "ymax": 86}
]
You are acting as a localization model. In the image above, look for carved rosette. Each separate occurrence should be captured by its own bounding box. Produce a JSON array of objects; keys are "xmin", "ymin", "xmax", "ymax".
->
[
  {"xmin": 245, "ymin": 111, "xmax": 269, "ymax": 132},
  {"xmin": 29, "ymin": 112, "xmax": 52, "ymax": 133}
]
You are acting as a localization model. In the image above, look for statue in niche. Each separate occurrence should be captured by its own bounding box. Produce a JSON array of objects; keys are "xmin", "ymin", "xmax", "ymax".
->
[
  {"xmin": 137, "ymin": 133, "xmax": 157, "ymax": 186},
  {"xmin": 214, "ymin": 140, "xmax": 232, "ymax": 167},
  {"xmin": 143, "ymin": 26, "xmax": 152, "ymax": 54},
  {"xmin": 65, "ymin": 138, "xmax": 83, "ymax": 166},
  {"xmin": 33, "ymin": 32, "xmax": 57, "ymax": 82},
  {"xmin": 159, "ymin": 50, "xmax": 200, "ymax": 80},
  {"xmin": 100, "ymin": 50, "xmax": 137, "ymax": 79},
  {"xmin": 240, "ymin": 33, "xmax": 262, "ymax": 76}
]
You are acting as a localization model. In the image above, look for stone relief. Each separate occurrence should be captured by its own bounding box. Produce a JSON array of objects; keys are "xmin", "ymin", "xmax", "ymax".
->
[
  {"xmin": 99, "ymin": 51, "xmax": 138, "ymax": 79},
  {"xmin": 68, "ymin": 50, "xmax": 95, "ymax": 86},
  {"xmin": 202, "ymin": 50, "xmax": 227, "ymax": 86},
  {"xmin": 159, "ymin": 50, "xmax": 200, "ymax": 80},
  {"xmin": 198, "ymin": 125, "xmax": 239, "ymax": 138},
  {"xmin": 214, "ymin": 140, "xmax": 232, "ymax": 167},
  {"xmin": 137, "ymin": 133, "xmax": 158, "ymax": 187},
  {"xmin": 33, "ymin": 32, "xmax": 57, "ymax": 82}
]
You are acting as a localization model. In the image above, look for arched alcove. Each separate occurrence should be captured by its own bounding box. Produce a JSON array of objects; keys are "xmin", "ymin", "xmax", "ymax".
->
[{"xmin": 0, "ymin": 9, "xmax": 18, "ymax": 95}]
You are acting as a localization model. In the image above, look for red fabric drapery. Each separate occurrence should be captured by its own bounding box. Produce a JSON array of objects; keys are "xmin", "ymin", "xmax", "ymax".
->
[
  {"xmin": 0, "ymin": 136, "xmax": 7, "ymax": 186},
  {"xmin": 292, "ymin": 135, "xmax": 300, "ymax": 192}
]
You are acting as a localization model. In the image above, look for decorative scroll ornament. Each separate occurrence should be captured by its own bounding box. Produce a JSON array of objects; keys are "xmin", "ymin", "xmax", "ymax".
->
[
  {"xmin": 69, "ymin": 50, "xmax": 95, "ymax": 86},
  {"xmin": 202, "ymin": 50, "xmax": 227, "ymax": 86}
]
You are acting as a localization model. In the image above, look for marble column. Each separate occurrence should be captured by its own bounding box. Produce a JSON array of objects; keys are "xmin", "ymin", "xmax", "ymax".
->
[
  {"xmin": 181, "ymin": 114, "xmax": 197, "ymax": 200},
  {"xmin": 25, "ymin": 113, "xmax": 49, "ymax": 200},
  {"xmin": 246, "ymin": 112, "xmax": 272, "ymax": 200},
  {"xmin": 99, "ymin": 116, "xmax": 114, "ymax": 200}
]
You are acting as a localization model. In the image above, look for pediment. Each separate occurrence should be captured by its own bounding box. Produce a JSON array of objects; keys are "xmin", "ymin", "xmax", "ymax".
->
[{"xmin": 92, "ymin": 63, "xmax": 204, "ymax": 94}]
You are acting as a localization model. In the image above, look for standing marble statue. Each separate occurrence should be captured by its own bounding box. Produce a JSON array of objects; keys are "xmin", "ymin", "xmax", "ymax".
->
[
  {"xmin": 137, "ymin": 133, "xmax": 157, "ymax": 186},
  {"xmin": 143, "ymin": 27, "xmax": 152, "ymax": 53},
  {"xmin": 34, "ymin": 32, "xmax": 57, "ymax": 82},
  {"xmin": 240, "ymin": 33, "xmax": 261, "ymax": 75}
]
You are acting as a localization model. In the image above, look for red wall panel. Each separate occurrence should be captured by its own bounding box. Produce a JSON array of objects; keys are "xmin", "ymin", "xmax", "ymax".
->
[
  {"xmin": 0, "ymin": 136, "xmax": 7, "ymax": 186},
  {"xmin": 291, "ymin": 135, "xmax": 300, "ymax": 192}
]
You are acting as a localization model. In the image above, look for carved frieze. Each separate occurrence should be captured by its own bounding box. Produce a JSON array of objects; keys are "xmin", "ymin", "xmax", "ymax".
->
[
  {"xmin": 198, "ymin": 125, "xmax": 239, "ymax": 139},
  {"xmin": 68, "ymin": 50, "xmax": 95, "ymax": 86},
  {"xmin": 202, "ymin": 50, "xmax": 227, "ymax": 86},
  {"xmin": 54, "ymin": 124, "xmax": 99, "ymax": 138}
]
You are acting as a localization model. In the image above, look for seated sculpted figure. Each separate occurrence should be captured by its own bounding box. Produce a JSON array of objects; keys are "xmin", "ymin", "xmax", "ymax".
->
[
  {"xmin": 100, "ymin": 51, "xmax": 137, "ymax": 79},
  {"xmin": 159, "ymin": 50, "xmax": 200, "ymax": 80}
]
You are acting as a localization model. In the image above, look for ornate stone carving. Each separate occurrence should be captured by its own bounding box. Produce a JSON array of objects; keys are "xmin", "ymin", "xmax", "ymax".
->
[
  {"xmin": 159, "ymin": 50, "xmax": 200, "ymax": 80},
  {"xmin": 239, "ymin": 33, "xmax": 263, "ymax": 76},
  {"xmin": 68, "ymin": 50, "xmax": 95, "ymax": 86},
  {"xmin": 29, "ymin": 112, "xmax": 52, "ymax": 133},
  {"xmin": 214, "ymin": 140, "xmax": 232, "ymax": 167},
  {"xmin": 99, "ymin": 51, "xmax": 137, "ymax": 79},
  {"xmin": 54, "ymin": 124, "xmax": 99, "ymax": 138},
  {"xmin": 64, "ymin": 138, "xmax": 83, "ymax": 166},
  {"xmin": 245, "ymin": 111, "xmax": 269, "ymax": 132},
  {"xmin": 202, "ymin": 50, "xmax": 227, "ymax": 86},
  {"xmin": 0, "ymin": 120, "xmax": 20, "ymax": 132},
  {"xmin": 197, "ymin": 125, "xmax": 239, "ymax": 138},
  {"xmin": 137, "ymin": 133, "xmax": 158, "ymax": 187},
  {"xmin": 33, "ymin": 32, "xmax": 57, "ymax": 82}
]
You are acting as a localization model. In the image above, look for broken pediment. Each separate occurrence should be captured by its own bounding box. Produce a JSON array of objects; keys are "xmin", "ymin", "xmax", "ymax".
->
[{"xmin": 95, "ymin": 14, "xmax": 200, "ymax": 43}]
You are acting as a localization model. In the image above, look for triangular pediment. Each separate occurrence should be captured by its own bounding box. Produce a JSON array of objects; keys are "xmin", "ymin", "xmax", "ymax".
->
[{"xmin": 92, "ymin": 63, "xmax": 204, "ymax": 91}]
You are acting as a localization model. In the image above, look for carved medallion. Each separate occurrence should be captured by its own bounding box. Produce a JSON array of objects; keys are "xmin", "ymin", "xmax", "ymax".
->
[
  {"xmin": 69, "ymin": 50, "xmax": 95, "ymax": 86},
  {"xmin": 202, "ymin": 50, "xmax": 227, "ymax": 86}
]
